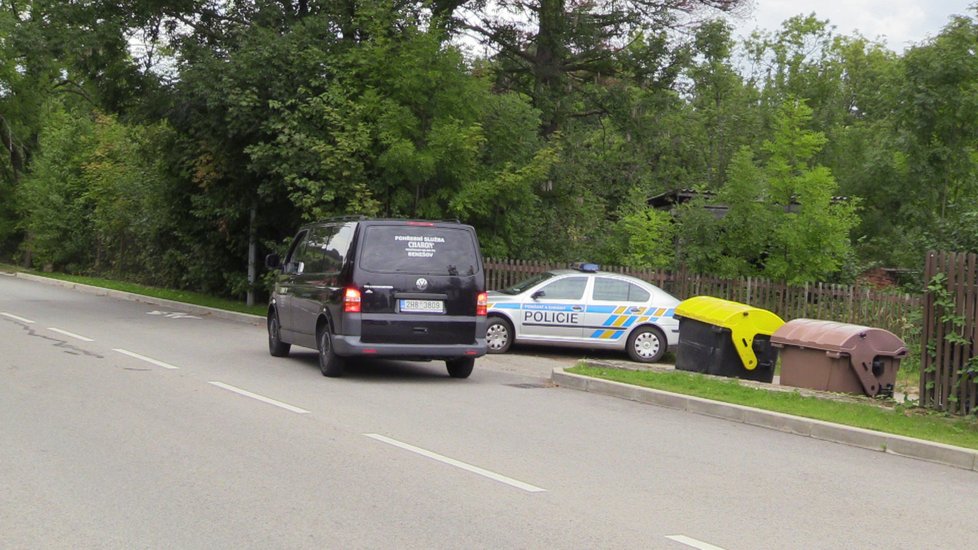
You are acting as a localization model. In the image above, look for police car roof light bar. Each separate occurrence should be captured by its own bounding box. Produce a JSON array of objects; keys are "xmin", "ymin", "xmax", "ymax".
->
[{"xmin": 571, "ymin": 262, "xmax": 600, "ymax": 272}]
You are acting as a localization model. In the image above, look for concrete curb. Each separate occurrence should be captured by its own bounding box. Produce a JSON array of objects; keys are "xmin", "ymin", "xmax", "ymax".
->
[
  {"xmin": 552, "ymin": 368, "xmax": 978, "ymax": 472},
  {"xmin": 11, "ymin": 272, "xmax": 264, "ymax": 326}
]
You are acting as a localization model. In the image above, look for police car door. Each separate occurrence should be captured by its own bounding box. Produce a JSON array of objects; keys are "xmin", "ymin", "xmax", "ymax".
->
[
  {"xmin": 583, "ymin": 276, "xmax": 652, "ymax": 348},
  {"xmin": 517, "ymin": 275, "xmax": 587, "ymax": 342}
]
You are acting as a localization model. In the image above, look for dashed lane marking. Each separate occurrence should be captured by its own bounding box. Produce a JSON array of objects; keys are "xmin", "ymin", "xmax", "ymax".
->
[
  {"xmin": 364, "ymin": 433, "xmax": 547, "ymax": 493},
  {"xmin": 209, "ymin": 382, "xmax": 310, "ymax": 414},
  {"xmin": 666, "ymin": 535, "xmax": 726, "ymax": 550},
  {"xmin": 47, "ymin": 327, "xmax": 94, "ymax": 342},
  {"xmin": 112, "ymin": 349, "xmax": 180, "ymax": 370},
  {"xmin": 1, "ymin": 312, "xmax": 35, "ymax": 324}
]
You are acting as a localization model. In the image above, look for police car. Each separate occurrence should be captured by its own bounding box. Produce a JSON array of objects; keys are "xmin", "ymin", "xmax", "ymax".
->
[{"xmin": 485, "ymin": 263, "xmax": 680, "ymax": 363}]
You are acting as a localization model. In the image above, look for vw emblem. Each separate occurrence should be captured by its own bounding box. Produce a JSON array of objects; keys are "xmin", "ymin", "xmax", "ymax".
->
[{"xmin": 415, "ymin": 277, "xmax": 429, "ymax": 291}]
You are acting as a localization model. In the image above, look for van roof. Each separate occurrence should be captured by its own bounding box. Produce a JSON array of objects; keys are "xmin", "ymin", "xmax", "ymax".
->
[{"xmin": 301, "ymin": 217, "xmax": 469, "ymax": 229}]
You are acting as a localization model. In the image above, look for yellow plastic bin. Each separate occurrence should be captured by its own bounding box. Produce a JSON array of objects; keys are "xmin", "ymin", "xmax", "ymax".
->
[{"xmin": 674, "ymin": 296, "xmax": 785, "ymax": 382}]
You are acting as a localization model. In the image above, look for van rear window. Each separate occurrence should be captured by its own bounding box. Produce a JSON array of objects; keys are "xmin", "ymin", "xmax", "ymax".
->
[{"xmin": 359, "ymin": 226, "xmax": 480, "ymax": 275}]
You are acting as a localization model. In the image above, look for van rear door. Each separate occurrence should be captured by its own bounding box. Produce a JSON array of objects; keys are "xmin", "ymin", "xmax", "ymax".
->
[{"xmin": 355, "ymin": 222, "xmax": 483, "ymax": 345}]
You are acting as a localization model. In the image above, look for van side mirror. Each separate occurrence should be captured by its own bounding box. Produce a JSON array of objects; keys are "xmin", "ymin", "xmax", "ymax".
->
[{"xmin": 265, "ymin": 253, "xmax": 282, "ymax": 269}]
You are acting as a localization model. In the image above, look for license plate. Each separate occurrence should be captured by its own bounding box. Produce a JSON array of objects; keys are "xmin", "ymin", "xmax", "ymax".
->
[{"xmin": 399, "ymin": 299, "xmax": 444, "ymax": 313}]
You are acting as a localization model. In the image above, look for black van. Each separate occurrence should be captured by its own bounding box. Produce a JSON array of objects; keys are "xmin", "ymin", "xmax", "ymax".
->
[{"xmin": 265, "ymin": 218, "xmax": 487, "ymax": 378}]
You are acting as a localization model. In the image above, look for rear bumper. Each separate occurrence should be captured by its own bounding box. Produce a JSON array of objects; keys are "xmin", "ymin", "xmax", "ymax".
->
[{"xmin": 332, "ymin": 335, "xmax": 488, "ymax": 360}]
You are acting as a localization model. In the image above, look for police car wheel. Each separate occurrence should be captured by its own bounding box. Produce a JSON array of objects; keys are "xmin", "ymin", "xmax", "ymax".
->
[
  {"xmin": 486, "ymin": 317, "xmax": 513, "ymax": 354},
  {"xmin": 627, "ymin": 326, "xmax": 665, "ymax": 363}
]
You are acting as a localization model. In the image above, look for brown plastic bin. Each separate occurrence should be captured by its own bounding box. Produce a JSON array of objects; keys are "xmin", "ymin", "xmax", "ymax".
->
[{"xmin": 770, "ymin": 319, "xmax": 907, "ymax": 397}]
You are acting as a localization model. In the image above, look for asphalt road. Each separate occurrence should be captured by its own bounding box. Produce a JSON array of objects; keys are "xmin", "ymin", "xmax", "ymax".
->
[{"xmin": 2, "ymin": 274, "xmax": 976, "ymax": 549}]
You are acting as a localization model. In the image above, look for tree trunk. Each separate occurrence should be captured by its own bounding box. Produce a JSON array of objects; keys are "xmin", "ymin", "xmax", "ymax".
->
[
  {"xmin": 247, "ymin": 202, "xmax": 257, "ymax": 307},
  {"xmin": 534, "ymin": 0, "xmax": 566, "ymax": 136}
]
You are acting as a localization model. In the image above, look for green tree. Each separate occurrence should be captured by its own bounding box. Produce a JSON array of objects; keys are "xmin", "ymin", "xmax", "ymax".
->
[
  {"xmin": 758, "ymin": 101, "xmax": 858, "ymax": 281},
  {"xmin": 897, "ymin": 14, "xmax": 978, "ymax": 231},
  {"xmin": 679, "ymin": 99, "xmax": 858, "ymax": 283},
  {"xmin": 459, "ymin": 0, "xmax": 746, "ymax": 136},
  {"xmin": 686, "ymin": 19, "xmax": 759, "ymax": 189},
  {"xmin": 16, "ymin": 100, "xmax": 97, "ymax": 271}
]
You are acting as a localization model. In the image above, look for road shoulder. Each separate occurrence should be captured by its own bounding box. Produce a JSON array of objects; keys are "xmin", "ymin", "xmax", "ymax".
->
[{"xmin": 11, "ymin": 271, "xmax": 264, "ymax": 325}]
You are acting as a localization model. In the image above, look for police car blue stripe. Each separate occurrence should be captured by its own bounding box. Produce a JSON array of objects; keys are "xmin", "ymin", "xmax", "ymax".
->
[
  {"xmin": 589, "ymin": 329, "xmax": 625, "ymax": 340},
  {"xmin": 490, "ymin": 303, "xmax": 521, "ymax": 310},
  {"xmin": 602, "ymin": 315, "xmax": 619, "ymax": 326},
  {"xmin": 586, "ymin": 305, "xmax": 617, "ymax": 314}
]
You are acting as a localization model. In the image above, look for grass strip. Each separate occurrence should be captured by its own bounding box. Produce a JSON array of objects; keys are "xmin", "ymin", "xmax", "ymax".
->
[
  {"xmin": 0, "ymin": 264, "xmax": 265, "ymax": 317},
  {"xmin": 568, "ymin": 365, "xmax": 978, "ymax": 450}
]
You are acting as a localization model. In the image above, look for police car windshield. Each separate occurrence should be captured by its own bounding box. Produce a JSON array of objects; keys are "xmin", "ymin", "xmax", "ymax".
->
[{"xmin": 498, "ymin": 272, "xmax": 555, "ymax": 295}]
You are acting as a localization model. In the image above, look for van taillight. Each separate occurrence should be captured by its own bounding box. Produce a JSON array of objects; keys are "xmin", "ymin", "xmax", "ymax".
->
[
  {"xmin": 344, "ymin": 287, "xmax": 362, "ymax": 313},
  {"xmin": 476, "ymin": 292, "xmax": 488, "ymax": 316}
]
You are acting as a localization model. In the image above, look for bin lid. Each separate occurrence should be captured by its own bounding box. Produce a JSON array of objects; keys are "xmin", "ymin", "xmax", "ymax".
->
[
  {"xmin": 674, "ymin": 296, "xmax": 785, "ymax": 371},
  {"xmin": 769, "ymin": 319, "xmax": 907, "ymax": 357},
  {"xmin": 770, "ymin": 319, "xmax": 908, "ymax": 396}
]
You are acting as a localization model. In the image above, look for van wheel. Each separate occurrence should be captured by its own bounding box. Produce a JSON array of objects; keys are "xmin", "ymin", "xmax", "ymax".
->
[
  {"xmin": 486, "ymin": 317, "xmax": 513, "ymax": 354},
  {"xmin": 317, "ymin": 325, "xmax": 344, "ymax": 377},
  {"xmin": 446, "ymin": 357, "xmax": 475, "ymax": 378},
  {"xmin": 627, "ymin": 326, "xmax": 666, "ymax": 363},
  {"xmin": 268, "ymin": 312, "xmax": 290, "ymax": 357}
]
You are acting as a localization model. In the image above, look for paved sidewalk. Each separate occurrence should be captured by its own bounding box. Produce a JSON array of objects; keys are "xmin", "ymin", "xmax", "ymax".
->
[{"xmin": 552, "ymin": 367, "xmax": 978, "ymax": 472}]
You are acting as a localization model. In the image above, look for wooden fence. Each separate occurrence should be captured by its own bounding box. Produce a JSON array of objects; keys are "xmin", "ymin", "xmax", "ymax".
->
[
  {"xmin": 485, "ymin": 258, "xmax": 920, "ymax": 339},
  {"xmin": 921, "ymin": 251, "xmax": 978, "ymax": 414}
]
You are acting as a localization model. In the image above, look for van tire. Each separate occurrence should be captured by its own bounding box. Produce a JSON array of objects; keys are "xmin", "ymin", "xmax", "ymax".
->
[
  {"xmin": 446, "ymin": 357, "xmax": 475, "ymax": 378},
  {"xmin": 268, "ymin": 311, "xmax": 291, "ymax": 357},
  {"xmin": 317, "ymin": 325, "xmax": 344, "ymax": 377},
  {"xmin": 627, "ymin": 326, "xmax": 666, "ymax": 363}
]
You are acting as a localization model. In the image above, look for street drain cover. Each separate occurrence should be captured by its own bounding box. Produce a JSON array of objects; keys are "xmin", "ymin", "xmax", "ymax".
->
[{"xmin": 506, "ymin": 383, "xmax": 550, "ymax": 389}]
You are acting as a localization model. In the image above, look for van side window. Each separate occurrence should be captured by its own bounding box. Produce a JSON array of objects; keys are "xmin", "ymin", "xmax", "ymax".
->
[
  {"xmin": 301, "ymin": 226, "xmax": 334, "ymax": 274},
  {"xmin": 325, "ymin": 223, "xmax": 354, "ymax": 271},
  {"xmin": 284, "ymin": 230, "xmax": 309, "ymax": 274}
]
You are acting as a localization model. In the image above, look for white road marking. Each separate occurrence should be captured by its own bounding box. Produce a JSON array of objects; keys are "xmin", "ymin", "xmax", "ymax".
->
[
  {"xmin": 208, "ymin": 382, "xmax": 310, "ymax": 414},
  {"xmin": 47, "ymin": 327, "xmax": 94, "ymax": 342},
  {"xmin": 147, "ymin": 310, "xmax": 201, "ymax": 319},
  {"xmin": 1, "ymin": 312, "xmax": 35, "ymax": 324},
  {"xmin": 666, "ymin": 535, "xmax": 727, "ymax": 550},
  {"xmin": 112, "ymin": 349, "xmax": 180, "ymax": 370},
  {"xmin": 364, "ymin": 433, "xmax": 547, "ymax": 493}
]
